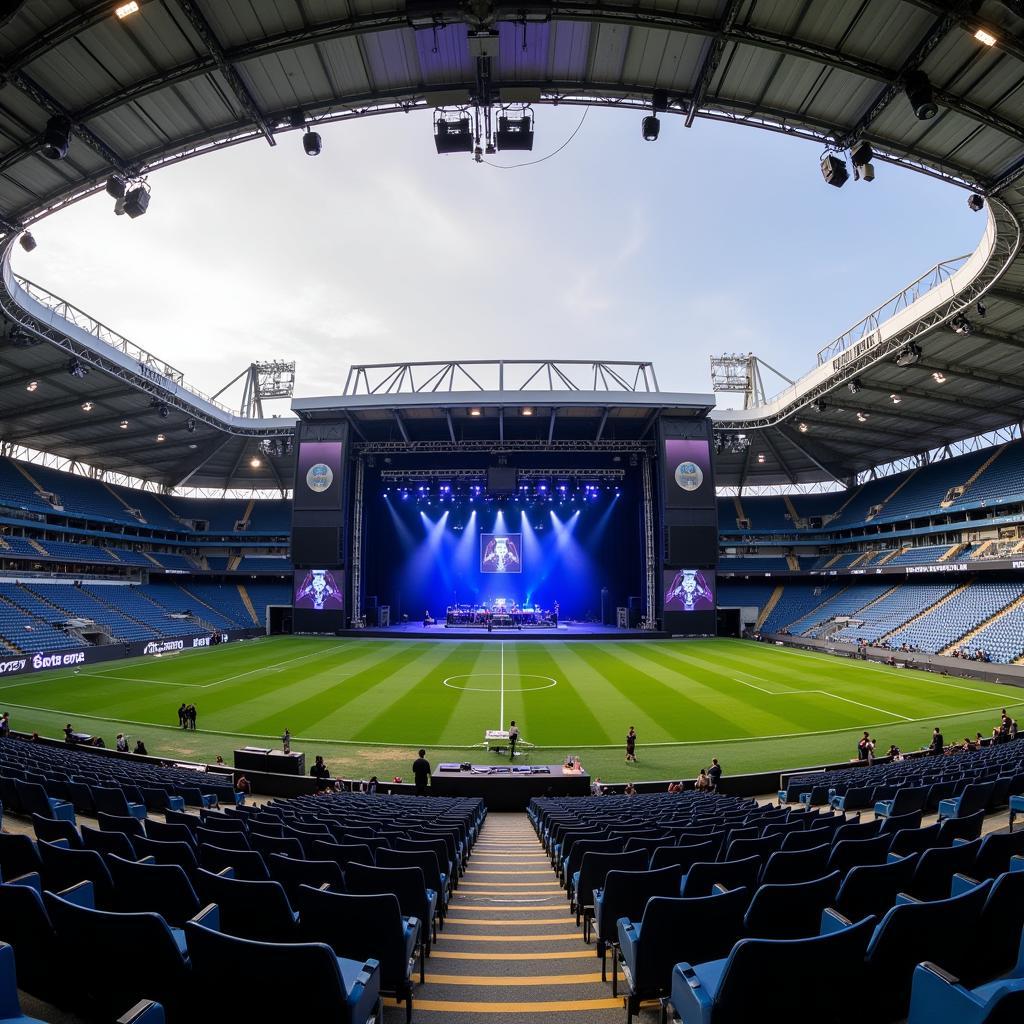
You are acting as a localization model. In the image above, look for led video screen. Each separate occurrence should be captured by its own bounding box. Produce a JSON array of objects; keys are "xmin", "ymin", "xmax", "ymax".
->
[
  {"xmin": 293, "ymin": 569, "xmax": 345, "ymax": 611},
  {"xmin": 663, "ymin": 568, "xmax": 716, "ymax": 612},
  {"xmin": 480, "ymin": 533, "xmax": 522, "ymax": 574}
]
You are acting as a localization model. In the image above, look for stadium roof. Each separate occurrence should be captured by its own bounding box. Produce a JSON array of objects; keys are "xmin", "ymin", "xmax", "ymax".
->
[{"xmin": 4, "ymin": 0, "xmax": 1024, "ymax": 488}]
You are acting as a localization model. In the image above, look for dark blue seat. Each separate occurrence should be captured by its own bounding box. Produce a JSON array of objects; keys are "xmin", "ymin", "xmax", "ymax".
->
[
  {"xmin": 759, "ymin": 844, "xmax": 829, "ymax": 886},
  {"xmin": 936, "ymin": 809, "xmax": 985, "ymax": 845},
  {"xmin": 377, "ymin": 847, "xmax": 449, "ymax": 919},
  {"xmin": 938, "ymin": 782, "xmax": 995, "ymax": 821},
  {"xmin": 31, "ymin": 813, "xmax": 81, "ymax": 849},
  {"xmin": 680, "ymin": 856, "xmax": 762, "ymax": 899},
  {"xmin": 107, "ymin": 854, "xmax": 201, "ymax": 927},
  {"xmin": 0, "ymin": 874, "xmax": 64, "ymax": 1005},
  {"xmin": 876, "ymin": 810, "xmax": 924, "ymax": 837},
  {"xmin": 724, "ymin": 834, "xmax": 782, "ymax": 863},
  {"xmin": 81, "ymin": 824, "xmax": 136, "ymax": 860},
  {"xmin": 197, "ymin": 844, "xmax": 269, "ymax": 881},
  {"xmin": 267, "ymin": 852, "xmax": 345, "ymax": 902},
  {"xmin": 132, "ymin": 835, "xmax": 200, "ymax": 879},
  {"xmin": 617, "ymin": 889, "xmax": 749, "ymax": 1022},
  {"xmin": 834, "ymin": 854, "xmax": 918, "ymax": 922},
  {"xmin": 829, "ymin": 787, "xmax": 874, "ymax": 813},
  {"xmin": 98, "ymin": 812, "xmax": 146, "ymax": 838},
  {"xmin": 874, "ymin": 786, "xmax": 929, "ymax": 819},
  {"xmin": 92, "ymin": 787, "xmax": 146, "ymax": 821},
  {"xmin": 781, "ymin": 829, "xmax": 837, "ymax": 852},
  {"xmin": 0, "ymin": 835, "xmax": 42, "ymax": 883},
  {"xmin": 953, "ymin": 868, "xmax": 1024, "ymax": 985},
  {"xmin": 297, "ymin": 886, "xmax": 420, "ymax": 1022},
  {"xmin": 831, "ymin": 819, "xmax": 881, "ymax": 845},
  {"xmin": 14, "ymin": 782, "xmax": 75, "ymax": 824},
  {"xmin": 194, "ymin": 866, "xmax": 299, "ymax": 941},
  {"xmin": 38, "ymin": 841, "xmax": 114, "ymax": 908},
  {"xmin": 826, "ymin": 834, "xmax": 891, "ymax": 874},
  {"xmin": 117, "ymin": 1000, "xmax": 166, "ymax": 1024},
  {"xmin": 650, "ymin": 841, "xmax": 716, "ymax": 872},
  {"xmin": 906, "ymin": 960, "xmax": 1024, "ymax": 1024},
  {"xmin": 139, "ymin": 787, "xmax": 185, "ymax": 814},
  {"xmin": 908, "ymin": 839, "xmax": 980, "ymax": 901},
  {"xmin": 344, "ymin": 861, "xmax": 440, "ymax": 954},
  {"xmin": 666, "ymin": 914, "xmax": 875, "ymax": 1024},
  {"xmin": 889, "ymin": 823, "xmax": 942, "ymax": 857},
  {"xmin": 184, "ymin": 919, "xmax": 381, "ymax": 1024},
  {"xmin": 572, "ymin": 849, "xmax": 648, "ymax": 932},
  {"xmin": 311, "ymin": 839, "xmax": 374, "ymax": 869},
  {"xmin": 743, "ymin": 872, "xmax": 841, "ymax": 939},
  {"xmin": 196, "ymin": 826, "xmax": 250, "ymax": 850},
  {"xmin": 973, "ymin": 830, "xmax": 1024, "ymax": 881},
  {"xmin": 144, "ymin": 819, "xmax": 196, "ymax": 847},
  {"xmin": 0, "ymin": 942, "xmax": 46, "ymax": 1024}
]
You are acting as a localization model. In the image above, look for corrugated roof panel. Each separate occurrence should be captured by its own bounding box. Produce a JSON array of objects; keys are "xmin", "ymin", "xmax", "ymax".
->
[
  {"xmin": 243, "ymin": 45, "xmax": 330, "ymax": 111},
  {"xmin": 203, "ymin": 0, "xmax": 303, "ymax": 50},
  {"xmin": 414, "ymin": 24, "xmax": 473, "ymax": 86},
  {"xmin": 547, "ymin": 21, "xmax": 591, "ymax": 82},
  {"xmin": 495, "ymin": 22, "xmax": 551, "ymax": 82},
  {"xmin": 360, "ymin": 29, "xmax": 421, "ymax": 92},
  {"xmin": 586, "ymin": 23, "xmax": 629, "ymax": 85},
  {"xmin": 313, "ymin": 37, "xmax": 374, "ymax": 96},
  {"xmin": 619, "ymin": 28, "xmax": 706, "ymax": 93}
]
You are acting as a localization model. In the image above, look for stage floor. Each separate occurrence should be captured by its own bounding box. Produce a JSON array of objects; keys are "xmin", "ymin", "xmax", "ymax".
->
[{"xmin": 337, "ymin": 622, "xmax": 665, "ymax": 640}]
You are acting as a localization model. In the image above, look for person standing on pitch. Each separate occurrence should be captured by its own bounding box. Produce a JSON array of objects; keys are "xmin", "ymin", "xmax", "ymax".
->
[
  {"xmin": 508, "ymin": 720, "xmax": 520, "ymax": 760},
  {"xmin": 412, "ymin": 749, "xmax": 431, "ymax": 795},
  {"xmin": 282, "ymin": 728, "xmax": 291, "ymax": 754},
  {"xmin": 625, "ymin": 726, "xmax": 637, "ymax": 762}
]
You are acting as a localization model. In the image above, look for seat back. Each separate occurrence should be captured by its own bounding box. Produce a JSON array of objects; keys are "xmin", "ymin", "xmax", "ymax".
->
[
  {"xmin": 759, "ymin": 844, "xmax": 830, "ymax": 886},
  {"xmin": 681, "ymin": 855, "xmax": 762, "ymax": 898},
  {"xmin": 107, "ymin": 855, "xmax": 200, "ymax": 927},
  {"xmin": 197, "ymin": 844, "xmax": 269, "ymax": 881},
  {"xmin": 835, "ymin": 853, "xmax": 918, "ymax": 922},
  {"xmin": 781, "ymin": 829, "xmax": 835, "ymax": 852},
  {"xmin": 955, "ymin": 782, "xmax": 996, "ymax": 817},
  {"xmin": 576, "ymin": 849, "xmax": 648, "ymax": 906},
  {"xmin": 132, "ymin": 835, "xmax": 200, "ymax": 878},
  {"xmin": 38, "ymin": 842, "xmax": 114, "ymax": 907},
  {"xmin": 969, "ymin": 869, "xmax": 1024, "ymax": 984},
  {"xmin": 975, "ymin": 830, "xmax": 1024, "ymax": 881},
  {"xmin": 877, "ymin": 809, "xmax": 923, "ymax": 837},
  {"xmin": 91, "ymin": 787, "xmax": 131, "ymax": 817},
  {"xmin": 311, "ymin": 840, "xmax": 374, "ymax": 869},
  {"xmin": 97, "ymin": 812, "xmax": 145, "ymax": 838},
  {"xmin": 80, "ymin": 824, "xmax": 136, "ymax": 860},
  {"xmin": 377, "ymin": 847, "xmax": 443, "ymax": 895},
  {"xmin": 198, "ymin": 814, "xmax": 246, "ymax": 832},
  {"xmin": 196, "ymin": 827, "xmax": 250, "ymax": 851},
  {"xmin": 0, "ymin": 833, "xmax": 43, "ymax": 881},
  {"xmin": 344, "ymin": 862, "xmax": 431, "ymax": 925},
  {"xmin": 725, "ymin": 834, "xmax": 782, "ymax": 863},
  {"xmin": 889, "ymin": 786, "xmax": 930, "ymax": 816},
  {"xmin": 144, "ymin": 819, "xmax": 196, "ymax": 847},
  {"xmin": 250, "ymin": 832, "xmax": 305, "ymax": 859},
  {"xmin": 910, "ymin": 838, "xmax": 981, "ymax": 900},
  {"xmin": 744, "ymin": 871, "xmax": 841, "ymax": 939},
  {"xmin": 650, "ymin": 841, "xmax": 716, "ymax": 873},
  {"xmin": 195, "ymin": 868, "xmax": 297, "ymax": 941},
  {"xmin": 826, "ymin": 834, "xmax": 891, "ymax": 874},
  {"xmin": 831, "ymin": 819, "xmax": 881, "ymax": 845},
  {"xmin": 936, "ymin": 809, "xmax": 985, "ymax": 844},
  {"xmin": 31, "ymin": 813, "xmax": 81, "ymax": 848},
  {"xmin": 597, "ymin": 864, "xmax": 684, "ymax": 944},
  {"xmin": 267, "ymin": 853, "xmax": 345, "ymax": 900},
  {"xmin": 888, "ymin": 823, "xmax": 941, "ymax": 858}
]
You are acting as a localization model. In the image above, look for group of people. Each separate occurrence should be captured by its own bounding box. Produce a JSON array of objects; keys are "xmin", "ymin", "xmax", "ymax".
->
[
  {"xmin": 857, "ymin": 708, "xmax": 1022, "ymax": 764},
  {"xmin": 176, "ymin": 703, "xmax": 198, "ymax": 730},
  {"xmin": 946, "ymin": 646, "xmax": 993, "ymax": 663}
]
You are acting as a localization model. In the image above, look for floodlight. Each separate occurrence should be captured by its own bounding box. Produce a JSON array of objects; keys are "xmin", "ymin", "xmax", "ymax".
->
[
  {"xmin": 905, "ymin": 70, "xmax": 938, "ymax": 120},
  {"xmin": 851, "ymin": 141, "xmax": 873, "ymax": 166},
  {"xmin": 951, "ymin": 313, "xmax": 972, "ymax": 335},
  {"xmin": 890, "ymin": 393, "xmax": 901, "ymax": 404},
  {"xmin": 495, "ymin": 115, "xmax": 534, "ymax": 152},
  {"xmin": 641, "ymin": 115, "xmax": 660, "ymax": 142},
  {"xmin": 186, "ymin": 417, "xmax": 196, "ymax": 433},
  {"xmin": 106, "ymin": 175, "xmax": 126, "ymax": 199},
  {"xmin": 123, "ymin": 183, "xmax": 150, "ymax": 218},
  {"xmin": 155, "ymin": 433, "xmax": 165, "ymax": 442},
  {"xmin": 847, "ymin": 378, "xmax": 862, "ymax": 394},
  {"xmin": 856, "ymin": 412, "xmax": 869, "ymax": 422},
  {"xmin": 41, "ymin": 116, "xmax": 72, "ymax": 160},
  {"xmin": 26, "ymin": 381, "xmax": 38, "ymax": 392},
  {"xmin": 756, "ymin": 452, "xmax": 766, "ymax": 464},
  {"xmin": 434, "ymin": 116, "xmax": 473, "ymax": 155},
  {"xmin": 974, "ymin": 28, "xmax": 997, "ymax": 46},
  {"xmin": 859, "ymin": 162, "xmax": 876, "ymax": 182},
  {"xmin": 798, "ymin": 422, "xmax": 809, "ymax": 433},
  {"xmin": 813, "ymin": 398, "xmax": 827, "ymax": 413},
  {"xmin": 521, "ymin": 407, "xmax": 533, "ymax": 416},
  {"xmin": 19, "ymin": 232, "xmax": 36, "ymax": 252},
  {"xmin": 968, "ymin": 193, "xmax": 985, "ymax": 212},
  {"xmin": 250, "ymin": 457, "xmax": 262, "ymax": 468},
  {"xmin": 158, "ymin": 404, "xmax": 170, "ymax": 418},
  {"xmin": 303, "ymin": 129, "xmax": 322, "ymax": 156},
  {"xmin": 115, "ymin": 1, "xmax": 140, "ymax": 17},
  {"xmin": 119, "ymin": 419, "xmax": 128, "ymax": 429},
  {"xmin": 821, "ymin": 153, "xmax": 848, "ymax": 188},
  {"xmin": 932, "ymin": 371, "xmax": 947, "ymax": 384},
  {"xmin": 81, "ymin": 401, "xmax": 93, "ymax": 412},
  {"xmin": 895, "ymin": 344, "xmax": 921, "ymax": 367},
  {"xmin": 67, "ymin": 358, "xmax": 89, "ymax": 379},
  {"xmin": 469, "ymin": 408, "xmax": 481, "ymax": 416}
]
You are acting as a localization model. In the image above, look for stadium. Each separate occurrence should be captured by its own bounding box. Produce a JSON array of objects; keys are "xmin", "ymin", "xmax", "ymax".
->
[{"xmin": 3, "ymin": 0, "xmax": 1024, "ymax": 1021}]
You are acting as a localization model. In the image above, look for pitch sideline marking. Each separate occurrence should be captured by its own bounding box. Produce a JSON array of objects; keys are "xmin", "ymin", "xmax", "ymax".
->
[
  {"xmin": 732, "ymin": 675, "xmax": 912, "ymax": 721},
  {"xmin": 500, "ymin": 641, "xmax": 505, "ymax": 730}
]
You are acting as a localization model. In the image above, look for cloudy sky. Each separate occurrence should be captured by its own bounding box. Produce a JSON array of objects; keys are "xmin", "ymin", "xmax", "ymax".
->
[{"xmin": 14, "ymin": 105, "xmax": 983, "ymax": 416}]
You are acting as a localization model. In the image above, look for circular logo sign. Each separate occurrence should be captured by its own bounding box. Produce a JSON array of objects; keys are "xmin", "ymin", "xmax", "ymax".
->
[
  {"xmin": 674, "ymin": 461, "xmax": 703, "ymax": 492},
  {"xmin": 306, "ymin": 463, "xmax": 334, "ymax": 493}
]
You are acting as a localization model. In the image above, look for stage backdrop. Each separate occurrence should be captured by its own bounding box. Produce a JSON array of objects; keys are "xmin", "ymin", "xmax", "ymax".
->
[{"xmin": 362, "ymin": 489, "xmax": 641, "ymax": 622}]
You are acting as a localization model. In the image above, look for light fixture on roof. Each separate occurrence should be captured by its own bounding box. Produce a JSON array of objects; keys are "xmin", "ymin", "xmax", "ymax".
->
[
  {"xmin": 890, "ymin": 393, "xmax": 901, "ymax": 404},
  {"xmin": 798, "ymin": 422, "xmax": 809, "ymax": 433},
  {"xmin": 115, "ymin": 1, "xmax": 140, "ymax": 17},
  {"xmin": 250, "ymin": 457, "xmax": 262, "ymax": 468},
  {"xmin": 19, "ymin": 231, "xmax": 36, "ymax": 252},
  {"xmin": 155, "ymin": 433, "xmax": 165, "ymax": 442},
  {"xmin": 847, "ymin": 378, "xmax": 862, "ymax": 395},
  {"xmin": 521, "ymin": 407, "xmax": 533, "ymax": 416},
  {"xmin": 851, "ymin": 140, "xmax": 875, "ymax": 182},
  {"xmin": 155, "ymin": 403, "xmax": 170, "ymax": 419},
  {"xmin": 302, "ymin": 128, "xmax": 322, "ymax": 156},
  {"xmin": 641, "ymin": 89, "xmax": 668, "ymax": 143},
  {"xmin": 950, "ymin": 313, "xmax": 972, "ymax": 335},
  {"xmin": 812, "ymin": 398, "xmax": 827, "ymax": 413},
  {"xmin": 81, "ymin": 401, "xmax": 93, "ymax": 412},
  {"xmin": 895, "ymin": 343, "xmax": 921, "ymax": 367},
  {"xmin": 974, "ymin": 27, "xmax": 997, "ymax": 46},
  {"xmin": 496, "ymin": 111, "xmax": 534, "ymax": 152},
  {"xmin": 121, "ymin": 182, "xmax": 150, "ymax": 218},
  {"xmin": 119, "ymin": 419, "xmax": 128, "ymax": 429},
  {"xmin": 25, "ymin": 381, "xmax": 38, "ymax": 392},
  {"xmin": 967, "ymin": 193, "xmax": 985, "ymax": 212},
  {"xmin": 67, "ymin": 358, "xmax": 89, "ymax": 379},
  {"xmin": 904, "ymin": 70, "xmax": 938, "ymax": 120},
  {"xmin": 186, "ymin": 417, "xmax": 196, "ymax": 433},
  {"xmin": 976, "ymin": 300, "xmax": 987, "ymax": 317},
  {"xmin": 105, "ymin": 175, "xmax": 126, "ymax": 199},
  {"xmin": 856, "ymin": 412, "xmax": 869, "ymax": 422},
  {"xmin": 434, "ymin": 113, "xmax": 474, "ymax": 155},
  {"xmin": 756, "ymin": 452, "xmax": 766, "ymax": 464},
  {"xmin": 469, "ymin": 408, "xmax": 481, "ymax": 417},
  {"xmin": 821, "ymin": 152, "xmax": 848, "ymax": 188},
  {"xmin": 40, "ymin": 116, "xmax": 72, "ymax": 160},
  {"xmin": 932, "ymin": 371, "xmax": 947, "ymax": 384}
]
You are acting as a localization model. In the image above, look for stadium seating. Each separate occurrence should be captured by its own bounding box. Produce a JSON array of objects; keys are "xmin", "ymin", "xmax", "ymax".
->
[{"xmin": 832, "ymin": 583, "xmax": 954, "ymax": 643}]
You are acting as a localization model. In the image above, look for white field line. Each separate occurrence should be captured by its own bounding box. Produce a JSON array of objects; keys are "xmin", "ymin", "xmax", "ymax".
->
[
  {"xmin": 732, "ymin": 676, "xmax": 912, "ymax": 721},
  {"xmin": 499, "ymin": 641, "xmax": 505, "ymax": 730}
]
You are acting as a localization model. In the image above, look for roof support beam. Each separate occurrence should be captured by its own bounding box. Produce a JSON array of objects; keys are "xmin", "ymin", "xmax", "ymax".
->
[
  {"xmin": 167, "ymin": 436, "xmax": 234, "ymax": 489},
  {"xmin": 393, "ymin": 409, "xmax": 410, "ymax": 443},
  {"xmin": 173, "ymin": 0, "xmax": 277, "ymax": 146},
  {"xmin": 685, "ymin": 0, "xmax": 743, "ymax": 127},
  {"xmin": 499, "ymin": 406, "xmax": 504, "ymax": 442},
  {"xmin": 595, "ymin": 407, "xmax": 609, "ymax": 441},
  {"xmin": 445, "ymin": 409, "xmax": 456, "ymax": 443},
  {"xmin": 774, "ymin": 428, "xmax": 847, "ymax": 485},
  {"xmin": 861, "ymin": 383, "xmax": 1009, "ymax": 415},
  {"xmin": 916, "ymin": 357, "xmax": 1024, "ymax": 391},
  {"xmin": 757, "ymin": 429, "xmax": 796, "ymax": 486},
  {"xmin": 0, "ymin": 387, "xmax": 126, "ymax": 429},
  {"xmin": 548, "ymin": 407, "xmax": 557, "ymax": 444}
]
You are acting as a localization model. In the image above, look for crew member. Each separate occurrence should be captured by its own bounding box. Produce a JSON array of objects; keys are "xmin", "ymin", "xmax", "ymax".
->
[
  {"xmin": 508, "ymin": 720, "xmax": 520, "ymax": 760},
  {"xmin": 412, "ymin": 749, "xmax": 431, "ymax": 795}
]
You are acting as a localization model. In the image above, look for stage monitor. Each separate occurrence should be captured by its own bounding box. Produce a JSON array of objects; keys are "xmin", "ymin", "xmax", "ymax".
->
[
  {"xmin": 292, "ymin": 526, "xmax": 340, "ymax": 566},
  {"xmin": 663, "ymin": 568, "xmax": 716, "ymax": 613},
  {"xmin": 480, "ymin": 533, "xmax": 522, "ymax": 573},
  {"xmin": 487, "ymin": 466, "xmax": 518, "ymax": 495},
  {"xmin": 294, "ymin": 441, "xmax": 344, "ymax": 511},
  {"xmin": 663, "ymin": 438, "xmax": 714, "ymax": 509}
]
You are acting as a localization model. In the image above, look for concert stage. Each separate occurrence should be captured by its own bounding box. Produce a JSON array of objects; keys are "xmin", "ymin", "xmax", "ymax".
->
[
  {"xmin": 335, "ymin": 622, "xmax": 666, "ymax": 640},
  {"xmin": 431, "ymin": 763, "xmax": 591, "ymax": 809}
]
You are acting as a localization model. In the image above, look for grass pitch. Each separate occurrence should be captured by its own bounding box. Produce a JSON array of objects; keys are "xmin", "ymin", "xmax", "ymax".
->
[{"xmin": 0, "ymin": 636, "xmax": 1021, "ymax": 783}]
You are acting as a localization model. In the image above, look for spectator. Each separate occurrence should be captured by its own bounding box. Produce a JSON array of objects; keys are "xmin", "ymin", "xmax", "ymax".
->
[
  {"xmin": 63, "ymin": 723, "xmax": 75, "ymax": 745},
  {"xmin": 1012, "ymin": 720, "xmax": 1020, "ymax": 741},
  {"xmin": 178, "ymin": 703, "xmax": 187, "ymax": 729},
  {"xmin": 115, "ymin": 733, "xmax": 129, "ymax": 753},
  {"xmin": 215, "ymin": 755, "xmax": 225, "ymax": 765},
  {"xmin": 624, "ymin": 782, "xmax": 637, "ymax": 797},
  {"xmin": 667, "ymin": 780, "xmax": 682, "ymax": 794},
  {"xmin": 591, "ymin": 777, "xmax": 604, "ymax": 796},
  {"xmin": 708, "ymin": 758, "xmax": 722, "ymax": 790},
  {"xmin": 235, "ymin": 775, "xmax": 251, "ymax": 797},
  {"xmin": 412, "ymin": 749, "xmax": 431, "ymax": 796},
  {"xmin": 282, "ymin": 729, "xmax": 292, "ymax": 754},
  {"xmin": 187, "ymin": 705, "xmax": 197, "ymax": 731},
  {"xmin": 0, "ymin": 712, "xmax": 9, "ymax": 737},
  {"xmin": 930, "ymin": 727, "xmax": 944, "ymax": 755},
  {"xmin": 310, "ymin": 755, "xmax": 332, "ymax": 791},
  {"xmin": 134, "ymin": 739, "xmax": 148, "ymax": 756},
  {"xmin": 694, "ymin": 769, "xmax": 711, "ymax": 792},
  {"xmin": 368, "ymin": 776, "xmax": 378, "ymax": 794}
]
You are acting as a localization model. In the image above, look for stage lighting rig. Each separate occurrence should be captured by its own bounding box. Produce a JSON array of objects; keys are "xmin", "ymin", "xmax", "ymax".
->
[
  {"xmin": 121, "ymin": 182, "xmax": 150, "ymax": 218},
  {"xmin": 850, "ymin": 140, "xmax": 875, "ymax": 182},
  {"xmin": 951, "ymin": 313, "xmax": 972, "ymax": 336},
  {"xmin": 434, "ymin": 112, "xmax": 474, "ymax": 155},
  {"xmin": 40, "ymin": 116, "xmax": 72, "ymax": 160},
  {"xmin": 821, "ymin": 152, "xmax": 848, "ymax": 188},
  {"xmin": 67, "ymin": 357, "xmax": 88, "ymax": 379},
  {"xmin": 894, "ymin": 344, "xmax": 921, "ymax": 367},
  {"xmin": 495, "ymin": 109, "xmax": 534, "ymax": 152},
  {"xmin": 905, "ymin": 70, "xmax": 938, "ymax": 120},
  {"xmin": 303, "ymin": 129, "xmax": 322, "ymax": 156},
  {"xmin": 968, "ymin": 193, "xmax": 985, "ymax": 212},
  {"xmin": 18, "ymin": 231, "xmax": 36, "ymax": 252},
  {"xmin": 105, "ymin": 175, "xmax": 126, "ymax": 199}
]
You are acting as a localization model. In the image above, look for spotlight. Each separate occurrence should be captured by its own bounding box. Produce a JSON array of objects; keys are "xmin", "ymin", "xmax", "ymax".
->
[
  {"xmin": 890, "ymin": 393, "xmax": 901, "ymax": 404},
  {"xmin": 122, "ymin": 183, "xmax": 150, "ymax": 218},
  {"xmin": 850, "ymin": 140, "xmax": 874, "ymax": 166},
  {"xmin": 813, "ymin": 398, "xmax": 827, "ymax": 413},
  {"xmin": 798, "ymin": 422, "xmax": 809, "ymax": 433},
  {"xmin": 155, "ymin": 433, "xmax": 165, "ymax": 442},
  {"xmin": 932, "ymin": 371, "xmax": 947, "ymax": 384},
  {"xmin": 968, "ymin": 193, "xmax": 985, "ymax": 212},
  {"xmin": 904, "ymin": 70, "xmax": 938, "ymax": 120},
  {"xmin": 250, "ymin": 457, "xmax": 261, "ymax": 468},
  {"xmin": 19, "ymin": 231, "xmax": 36, "ymax": 252},
  {"xmin": 25, "ymin": 381, "xmax": 38, "ymax": 392},
  {"xmin": 434, "ymin": 116, "xmax": 473, "ymax": 155},
  {"xmin": 115, "ymin": 0, "xmax": 140, "ymax": 17},
  {"xmin": 521, "ymin": 407, "xmax": 533, "ymax": 416},
  {"xmin": 894, "ymin": 343, "xmax": 921, "ymax": 367},
  {"xmin": 821, "ymin": 153, "xmax": 848, "ymax": 188},
  {"xmin": 950, "ymin": 313, "xmax": 972, "ymax": 335},
  {"xmin": 856, "ymin": 412, "xmax": 869, "ymax": 422},
  {"xmin": 756, "ymin": 452, "xmax": 766, "ymax": 464},
  {"xmin": 977, "ymin": 301, "xmax": 987, "ymax": 317},
  {"xmin": 858, "ymin": 162, "xmax": 876, "ymax": 182},
  {"xmin": 974, "ymin": 28, "xmax": 997, "ymax": 46},
  {"xmin": 40, "ymin": 116, "xmax": 72, "ymax": 160},
  {"xmin": 302, "ymin": 129, "xmax": 322, "ymax": 156},
  {"xmin": 81, "ymin": 401, "xmax": 93, "ymax": 412},
  {"xmin": 641, "ymin": 115, "xmax": 660, "ymax": 142},
  {"xmin": 105, "ymin": 175, "xmax": 126, "ymax": 199},
  {"xmin": 469, "ymin": 408, "xmax": 481, "ymax": 417},
  {"xmin": 119, "ymin": 419, "xmax": 128, "ymax": 429},
  {"xmin": 495, "ymin": 114, "xmax": 534, "ymax": 152},
  {"xmin": 847, "ymin": 378, "xmax": 862, "ymax": 395},
  {"xmin": 186, "ymin": 417, "xmax": 196, "ymax": 433},
  {"xmin": 67, "ymin": 358, "xmax": 89, "ymax": 379}
]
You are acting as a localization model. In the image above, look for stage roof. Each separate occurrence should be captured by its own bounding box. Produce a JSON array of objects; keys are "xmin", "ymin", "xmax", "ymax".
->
[{"xmin": 4, "ymin": 0, "xmax": 1024, "ymax": 489}]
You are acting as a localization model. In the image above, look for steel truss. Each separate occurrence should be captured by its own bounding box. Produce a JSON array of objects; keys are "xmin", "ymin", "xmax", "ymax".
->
[
  {"xmin": 379, "ymin": 468, "xmax": 626, "ymax": 481},
  {"xmin": 354, "ymin": 440, "xmax": 654, "ymax": 454},
  {"xmin": 351, "ymin": 455, "xmax": 365, "ymax": 625},
  {"xmin": 641, "ymin": 455, "xmax": 657, "ymax": 630}
]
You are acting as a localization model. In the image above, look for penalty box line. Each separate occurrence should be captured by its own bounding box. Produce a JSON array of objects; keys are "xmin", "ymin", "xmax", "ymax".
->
[{"xmin": 733, "ymin": 676, "xmax": 912, "ymax": 721}]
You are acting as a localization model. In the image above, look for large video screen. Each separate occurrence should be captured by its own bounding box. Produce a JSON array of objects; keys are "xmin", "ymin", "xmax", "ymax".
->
[
  {"xmin": 480, "ymin": 533, "xmax": 522, "ymax": 574},
  {"xmin": 294, "ymin": 441, "xmax": 344, "ymax": 511},
  {"xmin": 293, "ymin": 569, "xmax": 344, "ymax": 611},
  {"xmin": 663, "ymin": 569, "xmax": 716, "ymax": 612},
  {"xmin": 663, "ymin": 438, "xmax": 713, "ymax": 509}
]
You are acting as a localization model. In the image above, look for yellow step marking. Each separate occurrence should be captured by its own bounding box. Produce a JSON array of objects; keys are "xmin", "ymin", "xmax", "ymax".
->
[
  {"xmin": 425, "ymin": 973, "xmax": 604, "ymax": 986},
  {"xmin": 453, "ymin": 890, "xmax": 562, "ymax": 896},
  {"xmin": 443, "ymin": 917, "xmax": 571, "ymax": 925},
  {"xmin": 432, "ymin": 950, "xmax": 593, "ymax": 961},
  {"xmin": 463, "ymin": 869, "xmax": 552, "ymax": 875},
  {"xmin": 460, "ymin": 880, "xmax": 560, "ymax": 887},
  {"xmin": 410, "ymin": 998, "xmax": 621, "ymax": 1013},
  {"xmin": 444, "ymin": 905, "xmax": 566, "ymax": 914},
  {"xmin": 434, "ymin": 933, "xmax": 580, "ymax": 942}
]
